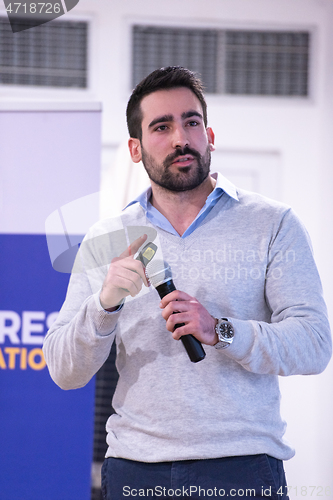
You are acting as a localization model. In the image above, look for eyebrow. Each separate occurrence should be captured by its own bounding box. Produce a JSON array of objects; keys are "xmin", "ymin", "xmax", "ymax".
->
[
  {"xmin": 148, "ymin": 110, "xmax": 203, "ymax": 129},
  {"xmin": 148, "ymin": 114, "xmax": 173, "ymax": 129},
  {"xmin": 182, "ymin": 110, "xmax": 203, "ymax": 121}
]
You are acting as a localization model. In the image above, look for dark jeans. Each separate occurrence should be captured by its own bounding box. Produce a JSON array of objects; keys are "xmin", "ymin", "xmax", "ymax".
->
[{"xmin": 101, "ymin": 454, "xmax": 289, "ymax": 500}]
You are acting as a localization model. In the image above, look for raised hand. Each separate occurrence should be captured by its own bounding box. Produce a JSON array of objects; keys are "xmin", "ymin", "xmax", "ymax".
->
[{"xmin": 100, "ymin": 234, "xmax": 149, "ymax": 311}]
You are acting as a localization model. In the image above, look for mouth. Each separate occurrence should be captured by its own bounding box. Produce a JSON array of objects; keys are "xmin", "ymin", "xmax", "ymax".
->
[{"xmin": 171, "ymin": 155, "xmax": 195, "ymax": 166}]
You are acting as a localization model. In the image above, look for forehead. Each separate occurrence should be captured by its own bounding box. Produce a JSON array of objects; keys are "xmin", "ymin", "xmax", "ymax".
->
[{"xmin": 140, "ymin": 87, "xmax": 203, "ymax": 127}]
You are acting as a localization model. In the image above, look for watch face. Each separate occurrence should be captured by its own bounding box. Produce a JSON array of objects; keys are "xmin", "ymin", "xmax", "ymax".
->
[
  {"xmin": 219, "ymin": 322, "xmax": 234, "ymax": 339},
  {"xmin": 214, "ymin": 319, "xmax": 234, "ymax": 349}
]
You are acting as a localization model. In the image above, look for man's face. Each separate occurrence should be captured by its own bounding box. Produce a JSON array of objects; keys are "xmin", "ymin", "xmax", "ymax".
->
[{"xmin": 129, "ymin": 87, "xmax": 215, "ymax": 193}]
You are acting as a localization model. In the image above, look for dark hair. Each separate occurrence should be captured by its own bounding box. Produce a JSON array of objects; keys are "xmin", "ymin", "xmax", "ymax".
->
[{"xmin": 126, "ymin": 66, "xmax": 208, "ymax": 140}]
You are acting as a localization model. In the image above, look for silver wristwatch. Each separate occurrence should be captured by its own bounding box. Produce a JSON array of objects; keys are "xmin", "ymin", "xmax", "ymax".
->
[{"xmin": 214, "ymin": 318, "xmax": 234, "ymax": 349}]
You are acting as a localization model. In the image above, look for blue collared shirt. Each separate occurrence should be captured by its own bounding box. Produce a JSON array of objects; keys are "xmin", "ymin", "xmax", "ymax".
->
[{"xmin": 125, "ymin": 172, "xmax": 239, "ymax": 238}]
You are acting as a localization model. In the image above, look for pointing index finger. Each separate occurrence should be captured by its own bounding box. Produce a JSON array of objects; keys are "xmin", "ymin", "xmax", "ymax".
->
[{"xmin": 120, "ymin": 234, "xmax": 148, "ymax": 259}]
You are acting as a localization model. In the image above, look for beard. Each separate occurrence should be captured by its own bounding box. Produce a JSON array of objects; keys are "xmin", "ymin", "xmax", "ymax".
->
[{"xmin": 141, "ymin": 144, "xmax": 211, "ymax": 193}]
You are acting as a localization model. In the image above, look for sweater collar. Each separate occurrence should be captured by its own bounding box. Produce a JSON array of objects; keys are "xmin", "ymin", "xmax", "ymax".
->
[{"xmin": 125, "ymin": 172, "xmax": 239, "ymax": 212}]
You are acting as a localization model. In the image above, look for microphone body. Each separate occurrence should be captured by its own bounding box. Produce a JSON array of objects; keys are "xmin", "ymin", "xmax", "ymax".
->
[{"xmin": 155, "ymin": 279, "xmax": 206, "ymax": 363}]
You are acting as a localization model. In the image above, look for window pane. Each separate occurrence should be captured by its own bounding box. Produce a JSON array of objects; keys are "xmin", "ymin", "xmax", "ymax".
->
[{"xmin": 0, "ymin": 17, "xmax": 88, "ymax": 88}]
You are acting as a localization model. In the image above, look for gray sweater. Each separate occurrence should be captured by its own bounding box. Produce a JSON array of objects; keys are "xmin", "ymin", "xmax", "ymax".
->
[{"xmin": 43, "ymin": 188, "xmax": 331, "ymax": 462}]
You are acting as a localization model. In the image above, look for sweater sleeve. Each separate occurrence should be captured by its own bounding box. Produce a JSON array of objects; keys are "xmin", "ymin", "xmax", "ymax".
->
[
  {"xmin": 43, "ymin": 233, "xmax": 121, "ymax": 390},
  {"xmin": 223, "ymin": 209, "xmax": 332, "ymax": 376}
]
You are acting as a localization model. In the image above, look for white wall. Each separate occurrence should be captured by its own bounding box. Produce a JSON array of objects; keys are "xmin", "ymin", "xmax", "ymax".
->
[
  {"xmin": 0, "ymin": 102, "xmax": 101, "ymax": 234},
  {"xmin": 1, "ymin": 0, "xmax": 332, "ymax": 494}
]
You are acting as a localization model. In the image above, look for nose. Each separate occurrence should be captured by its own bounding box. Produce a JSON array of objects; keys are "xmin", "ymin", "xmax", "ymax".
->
[{"xmin": 171, "ymin": 125, "xmax": 189, "ymax": 149}]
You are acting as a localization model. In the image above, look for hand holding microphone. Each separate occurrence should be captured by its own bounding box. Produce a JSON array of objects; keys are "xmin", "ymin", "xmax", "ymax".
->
[
  {"xmin": 100, "ymin": 235, "xmax": 151, "ymax": 311},
  {"xmin": 146, "ymin": 259, "xmax": 213, "ymax": 363},
  {"xmin": 100, "ymin": 241, "xmax": 215, "ymax": 362}
]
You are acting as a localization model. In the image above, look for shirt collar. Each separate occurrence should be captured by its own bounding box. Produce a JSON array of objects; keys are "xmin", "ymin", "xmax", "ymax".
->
[{"xmin": 124, "ymin": 172, "xmax": 239, "ymax": 212}]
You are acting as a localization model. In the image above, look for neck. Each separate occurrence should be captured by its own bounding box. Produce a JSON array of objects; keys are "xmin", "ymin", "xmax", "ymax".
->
[{"xmin": 150, "ymin": 174, "xmax": 216, "ymax": 236}]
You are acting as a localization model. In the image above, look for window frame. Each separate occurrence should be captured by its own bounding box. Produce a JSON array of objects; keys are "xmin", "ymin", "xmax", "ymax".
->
[
  {"xmin": 125, "ymin": 17, "xmax": 317, "ymax": 105},
  {"xmin": 0, "ymin": 10, "xmax": 97, "ymax": 100}
]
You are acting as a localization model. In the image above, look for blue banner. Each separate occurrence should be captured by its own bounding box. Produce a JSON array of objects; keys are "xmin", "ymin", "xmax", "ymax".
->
[{"xmin": 0, "ymin": 234, "xmax": 95, "ymax": 500}]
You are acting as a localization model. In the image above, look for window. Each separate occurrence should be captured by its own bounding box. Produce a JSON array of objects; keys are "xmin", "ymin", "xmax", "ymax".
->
[
  {"xmin": 132, "ymin": 25, "xmax": 310, "ymax": 96},
  {"xmin": 0, "ymin": 16, "xmax": 88, "ymax": 88}
]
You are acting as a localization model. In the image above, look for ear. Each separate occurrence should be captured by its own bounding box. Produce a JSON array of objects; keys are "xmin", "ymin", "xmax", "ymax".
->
[
  {"xmin": 206, "ymin": 127, "xmax": 215, "ymax": 152},
  {"xmin": 128, "ymin": 138, "xmax": 142, "ymax": 163}
]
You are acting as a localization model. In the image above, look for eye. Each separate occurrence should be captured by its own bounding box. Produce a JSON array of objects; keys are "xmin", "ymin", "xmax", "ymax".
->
[
  {"xmin": 187, "ymin": 120, "xmax": 200, "ymax": 127},
  {"xmin": 155, "ymin": 124, "xmax": 168, "ymax": 132}
]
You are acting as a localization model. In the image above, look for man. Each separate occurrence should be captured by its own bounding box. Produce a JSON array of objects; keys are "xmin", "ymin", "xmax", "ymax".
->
[{"xmin": 43, "ymin": 67, "xmax": 331, "ymax": 499}]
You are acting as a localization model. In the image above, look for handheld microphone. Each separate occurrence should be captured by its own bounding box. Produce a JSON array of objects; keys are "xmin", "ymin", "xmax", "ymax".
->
[{"xmin": 146, "ymin": 259, "xmax": 206, "ymax": 363}]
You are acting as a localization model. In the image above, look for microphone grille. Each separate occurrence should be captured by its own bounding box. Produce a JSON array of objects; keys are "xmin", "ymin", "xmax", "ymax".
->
[{"xmin": 146, "ymin": 259, "xmax": 172, "ymax": 288}]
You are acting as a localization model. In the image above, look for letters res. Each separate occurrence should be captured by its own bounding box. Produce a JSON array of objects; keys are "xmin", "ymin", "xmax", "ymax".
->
[{"xmin": 0, "ymin": 310, "xmax": 58, "ymax": 371}]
